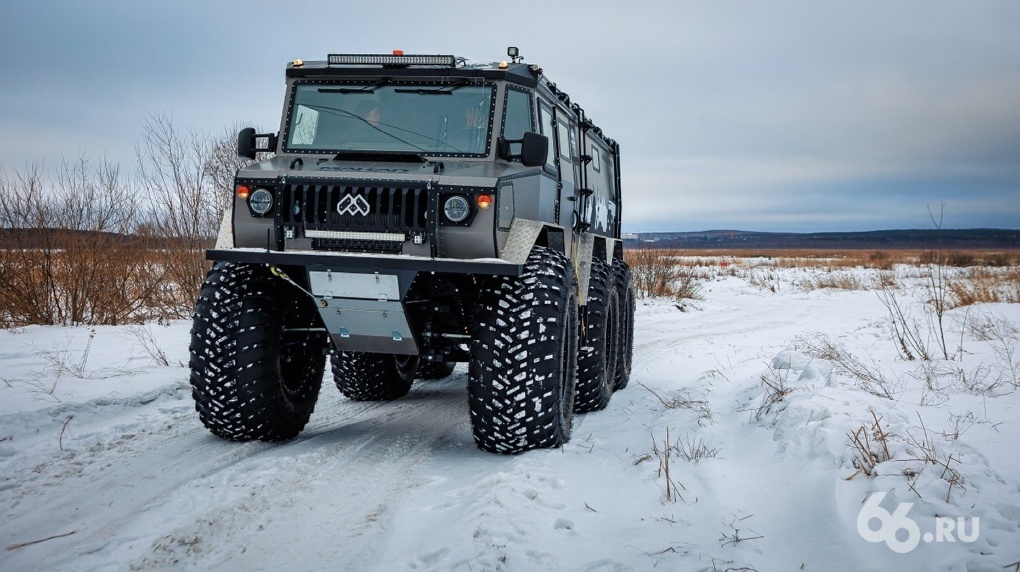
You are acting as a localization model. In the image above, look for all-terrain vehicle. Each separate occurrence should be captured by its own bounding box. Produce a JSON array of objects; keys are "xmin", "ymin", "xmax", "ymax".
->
[{"xmin": 190, "ymin": 49, "xmax": 634, "ymax": 454}]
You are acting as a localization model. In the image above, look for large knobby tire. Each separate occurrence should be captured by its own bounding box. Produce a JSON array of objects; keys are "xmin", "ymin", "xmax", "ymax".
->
[
  {"xmin": 469, "ymin": 246, "xmax": 579, "ymax": 454},
  {"xmin": 331, "ymin": 352, "xmax": 418, "ymax": 401},
  {"xmin": 612, "ymin": 259, "xmax": 636, "ymax": 390},
  {"xmin": 190, "ymin": 262, "xmax": 327, "ymax": 442},
  {"xmin": 417, "ymin": 361, "xmax": 456, "ymax": 380},
  {"xmin": 575, "ymin": 258, "xmax": 620, "ymax": 413}
]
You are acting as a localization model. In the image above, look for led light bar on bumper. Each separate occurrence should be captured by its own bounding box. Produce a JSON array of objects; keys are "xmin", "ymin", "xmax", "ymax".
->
[{"xmin": 304, "ymin": 230, "xmax": 406, "ymax": 242}]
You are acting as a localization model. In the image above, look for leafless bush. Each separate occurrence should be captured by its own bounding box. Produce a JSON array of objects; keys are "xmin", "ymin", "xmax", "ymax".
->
[
  {"xmin": 0, "ymin": 158, "xmax": 169, "ymax": 326},
  {"xmin": 950, "ymin": 267, "xmax": 1020, "ymax": 307},
  {"xmin": 868, "ymin": 250, "xmax": 894, "ymax": 270},
  {"xmin": 921, "ymin": 205, "xmax": 954, "ymax": 360},
  {"xmin": 974, "ymin": 315, "xmax": 1020, "ymax": 390},
  {"xmin": 877, "ymin": 288, "xmax": 933, "ymax": 361},
  {"xmin": 624, "ymin": 249, "xmax": 705, "ymax": 301},
  {"xmin": 135, "ymin": 113, "xmax": 222, "ymax": 313},
  {"xmin": 1, "ymin": 117, "xmax": 255, "ymax": 326},
  {"xmin": 126, "ymin": 324, "xmax": 172, "ymax": 367},
  {"xmin": 905, "ymin": 414, "xmax": 965, "ymax": 502}
]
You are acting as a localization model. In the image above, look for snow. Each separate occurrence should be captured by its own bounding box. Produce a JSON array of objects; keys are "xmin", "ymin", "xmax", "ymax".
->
[{"xmin": 2, "ymin": 265, "xmax": 1019, "ymax": 571}]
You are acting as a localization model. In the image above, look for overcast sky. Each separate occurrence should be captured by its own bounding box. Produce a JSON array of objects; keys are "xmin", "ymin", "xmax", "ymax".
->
[{"xmin": 2, "ymin": 0, "xmax": 1018, "ymax": 232}]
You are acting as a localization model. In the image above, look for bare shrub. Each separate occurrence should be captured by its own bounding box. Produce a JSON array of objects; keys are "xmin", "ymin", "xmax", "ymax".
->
[
  {"xmin": 982, "ymin": 252, "xmax": 1015, "ymax": 267},
  {"xmin": 868, "ymin": 250, "xmax": 894, "ymax": 270},
  {"xmin": 126, "ymin": 324, "xmax": 172, "ymax": 367},
  {"xmin": 921, "ymin": 205, "xmax": 954, "ymax": 360},
  {"xmin": 950, "ymin": 267, "xmax": 1020, "ymax": 307},
  {"xmin": 876, "ymin": 288, "xmax": 930, "ymax": 361},
  {"xmin": 1, "ymin": 117, "xmax": 257, "ymax": 326},
  {"xmin": 0, "ymin": 158, "xmax": 169, "ymax": 326},
  {"xmin": 624, "ymin": 249, "xmax": 704, "ymax": 301},
  {"xmin": 135, "ymin": 113, "xmax": 225, "ymax": 314},
  {"xmin": 905, "ymin": 415, "xmax": 965, "ymax": 502},
  {"xmin": 946, "ymin": 251, "xmax": 977, "ymax": 267}
]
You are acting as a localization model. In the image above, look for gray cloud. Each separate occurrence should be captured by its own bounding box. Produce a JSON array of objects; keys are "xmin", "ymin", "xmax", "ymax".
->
[{"xmin": 1, "ymin": 0, "xmax": 1017, "ymax": 232}]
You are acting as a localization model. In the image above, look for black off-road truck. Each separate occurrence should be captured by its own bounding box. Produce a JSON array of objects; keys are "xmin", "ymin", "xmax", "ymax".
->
[{"xmin": 190, "ymin": 49, "xmax": 634, "ymax": 454}]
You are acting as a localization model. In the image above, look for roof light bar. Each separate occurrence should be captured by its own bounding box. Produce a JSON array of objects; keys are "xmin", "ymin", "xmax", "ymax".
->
[{"xmin": 327, "ymin": 54, "xmax": 456, "ymax": 67}]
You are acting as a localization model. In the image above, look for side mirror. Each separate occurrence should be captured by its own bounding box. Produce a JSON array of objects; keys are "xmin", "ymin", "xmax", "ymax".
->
[
  {"xmin": 237, "ymin": 127, "xmax": 256, "ymax": 160},
  {"xmin": 519, "ymin": 132, "xmax": 548, "ymax": 167},
  {"xmin": 238, "ymin": 129, "xmax": 279, "ymax": 160},
  {"xmin": 498, "ymin": 131, "xmax": 548, "ymax": 167}
]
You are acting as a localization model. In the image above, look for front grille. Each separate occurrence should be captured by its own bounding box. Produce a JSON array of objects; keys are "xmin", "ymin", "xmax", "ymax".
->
[{"xmin": 281, "ymin": 184, "xmax": 428, "ymax": 251}]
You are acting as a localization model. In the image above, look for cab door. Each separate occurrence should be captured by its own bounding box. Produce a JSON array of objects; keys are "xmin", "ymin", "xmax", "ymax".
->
[{"xmin": 538, "ymin": 101, "xmax": 578, "ymax": 236}]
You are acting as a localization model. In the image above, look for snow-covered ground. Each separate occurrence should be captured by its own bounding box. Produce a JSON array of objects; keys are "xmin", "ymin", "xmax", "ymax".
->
[{"xmin": 2, "ymin": 264, "xmax": 1019, "ymax": 571}]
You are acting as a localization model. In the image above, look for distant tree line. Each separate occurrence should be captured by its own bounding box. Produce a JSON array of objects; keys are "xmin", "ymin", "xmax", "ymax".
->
[{"xmin": 627, "ymin": 229, "xmax": 1020, "ymax": 250}]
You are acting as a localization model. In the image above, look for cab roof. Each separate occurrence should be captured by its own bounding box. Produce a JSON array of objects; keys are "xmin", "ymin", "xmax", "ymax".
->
[{"xmin": 285, "ymin": 53, "xmax": 541, "ymax": 87}]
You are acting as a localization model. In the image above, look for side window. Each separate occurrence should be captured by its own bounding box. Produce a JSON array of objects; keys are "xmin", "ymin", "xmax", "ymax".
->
[
  {"xmin": 503, "ymin": 87, "xmax": 533, "ymax": 141},
  {"xmin": 557, "ymin": 120, "xmax": 571, "ymax": 161},
  {"xmin": 538, "ymin": 102, "xmax": 556, "ymax": 169},
  {"xmin": 591, "ymin": 147, "xmax": 601, "ymax": 172},
  {"xmin": 557, "ymin": 118, "xmax": 575, "ymax": 184}
]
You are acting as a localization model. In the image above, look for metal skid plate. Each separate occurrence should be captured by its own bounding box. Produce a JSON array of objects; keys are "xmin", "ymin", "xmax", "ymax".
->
[{"xmin": 316, "ymin": 298, "xmax": 418, "ymax": 355}]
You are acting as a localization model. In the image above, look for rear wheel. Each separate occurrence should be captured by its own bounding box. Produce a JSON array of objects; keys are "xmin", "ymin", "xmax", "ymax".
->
[
  {"xmin": 417, "ymin": 360, "xmax": 456, "ymax": 380},
  {"xmin": 575, "ymin": 258, "xmax": 620, "ymax": 413},
  {"xmin": 331, "ymin": 352, "xmax": 418, "ymax": 401},
  {"xmin": 612, "ymin": 259, "xmax": 636, "ymax": 390},
  {"xmin": 468, "ymin": 246, "xmax": 578, "ymax": 454},
  {"xmin": 190, "ymin": 262, "xmax": 327, "ymax": 442}
]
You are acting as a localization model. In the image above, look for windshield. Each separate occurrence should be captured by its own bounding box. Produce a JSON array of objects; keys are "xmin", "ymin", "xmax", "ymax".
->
[{"xmin": 284, "ymin": 81, "xmax": 495, "ymax": 155}]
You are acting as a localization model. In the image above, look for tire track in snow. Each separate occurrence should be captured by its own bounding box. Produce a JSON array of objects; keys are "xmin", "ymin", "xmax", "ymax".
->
[{"xmin": 0, "ymin": 373, "xmax": 468, "ymax": 571}]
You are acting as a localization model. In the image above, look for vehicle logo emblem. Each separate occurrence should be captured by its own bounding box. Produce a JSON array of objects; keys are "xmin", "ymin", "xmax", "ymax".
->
[{"xmin": 337, "ymin": 194, "xmax": 371, "ymax": 216}]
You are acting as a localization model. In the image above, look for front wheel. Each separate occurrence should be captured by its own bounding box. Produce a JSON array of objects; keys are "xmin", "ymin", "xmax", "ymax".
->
[
  {"xmin": 189, "ymin": 262, "xmax": 327, "ymax": 442},
  {"xmin": 468, "ymin": 246, "xmax": 579, "ymax": 454}
]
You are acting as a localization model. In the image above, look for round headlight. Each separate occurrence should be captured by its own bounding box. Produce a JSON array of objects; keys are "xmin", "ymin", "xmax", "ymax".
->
[
  {"xmin": 443, "ymin": 196, "xmax": 470, "ymax": 223},
  {"xmin": 249, "ymin": 188, "xmax": 274, "ymax": 215}
]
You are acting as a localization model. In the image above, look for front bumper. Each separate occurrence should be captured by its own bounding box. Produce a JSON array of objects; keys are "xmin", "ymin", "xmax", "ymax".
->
[{"xmin": 206, "ymin": 248, "xmax": 523, "ymax": 276}]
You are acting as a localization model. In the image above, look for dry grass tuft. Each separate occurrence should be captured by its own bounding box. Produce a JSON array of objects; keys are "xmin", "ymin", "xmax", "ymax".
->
[{"xmin": 845, "ymin": 411, "xmax": 892, "ymax": 479}]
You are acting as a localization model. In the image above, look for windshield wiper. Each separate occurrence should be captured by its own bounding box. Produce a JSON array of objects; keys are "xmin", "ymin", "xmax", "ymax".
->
[
  {"xmin": 319, "ymin": 78, "xmax": 391, "ymax": 94},
  {"xmin": 394, "ymin": 79, "xmax": 472, "ymax": 95}
]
